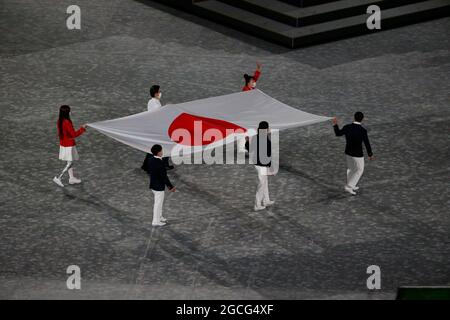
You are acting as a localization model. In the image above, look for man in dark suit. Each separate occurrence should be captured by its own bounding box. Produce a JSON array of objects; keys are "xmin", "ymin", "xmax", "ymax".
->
[
  {"xmin": 332, "ymin": 112, "xmax": 374, "ymax": 195},
  {"xmin": 143, "ymin": 144, "xmax": 176, "ymax": 226}
]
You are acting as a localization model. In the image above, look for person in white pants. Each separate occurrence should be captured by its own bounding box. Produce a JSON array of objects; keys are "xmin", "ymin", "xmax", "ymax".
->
[
  {"xmin": 142, "ymin": 144, "xmax": 176, "ymax": 226},
  {"xmin": 252, "ymin": 121, "xmax": 275, "ymax": 211},
  {"xmin": 255, "ymin": 166, "xmax": 273, "ymax": 210},
  {"xmin": 152, "ymin": 189, "xmax": 165, "ymax": 226},
  {"xmin": 332, "ymin": 112, "xmax": 374, "ymax": 195},
  {"xmin": 346, "ymin": 156, "xmax": 365, "ymax": 191}
]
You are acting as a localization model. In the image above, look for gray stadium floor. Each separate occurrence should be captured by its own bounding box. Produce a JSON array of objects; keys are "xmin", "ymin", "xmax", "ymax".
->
[{"xmin": 0, "ymin": 0, "xmax": 449, "ymax": 299}]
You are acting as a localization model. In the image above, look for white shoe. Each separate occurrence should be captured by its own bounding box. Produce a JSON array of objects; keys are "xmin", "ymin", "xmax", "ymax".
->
[
  {"xmin": 53, "ymin": 176, "xmax": 64, "ymax": 187},
  {"xmin": 353, "ymin": 186, "xmax": 359, "ymax": 191},
  {"xmin": 263, "ymin": 200, "xmax": 275, "ymax": 206},
  {"xmin": 69, "ymin": 177, "xmax": 82, "ymax": 184},
  {"xmin": 254, "ymin": 205, "xmax": 266, "ymax": 211},
  {"xmin": 152, "ymin": 222, "xmax": 166, "ymax": 227},
  {"xmin": 344, "ymin": 186, "xmax": 357, "ymax": 195},
  {"xmin": 160, "ymin": 217, "xmax": 167, "ymax": 222}
]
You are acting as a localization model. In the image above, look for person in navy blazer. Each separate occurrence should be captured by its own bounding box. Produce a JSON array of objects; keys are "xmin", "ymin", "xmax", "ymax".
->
[
  {"xmin": 143, "ymin": 144, "xmax": 175, "ymax": 226},
  {"xmin": 332, "ymin": 112, "xmax": 374, "ymax": 195}
]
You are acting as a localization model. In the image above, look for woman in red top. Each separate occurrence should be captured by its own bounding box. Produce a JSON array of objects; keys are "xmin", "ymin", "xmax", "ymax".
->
[
  {"xmin": 242, "ymin": 61, "xmax": 262, "ymax": 92},
  {"xmin": 53, "ymin": 105, "xmax": 86, "ymax": 187},
  {"xmin": 239, "ymin": 62, "xmax": 262, "ymax": 153}
]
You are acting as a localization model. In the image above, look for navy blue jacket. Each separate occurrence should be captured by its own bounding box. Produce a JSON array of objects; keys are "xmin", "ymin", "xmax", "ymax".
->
[
  {"xmin": 334, "ymin": 123, "xmax": 373, "ymax": 157},
  {"xmin": 144, "ymin": 156, "xmax": 174, "ymax": 191},
  {"xmin": 247, "ymin": 133, "xmax": 271, "ymax": 167}
]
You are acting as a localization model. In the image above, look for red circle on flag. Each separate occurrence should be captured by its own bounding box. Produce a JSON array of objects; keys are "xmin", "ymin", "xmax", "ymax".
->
[{"xmin": 168, "ymin": 113, "xmax": 247, "ymax": 146}]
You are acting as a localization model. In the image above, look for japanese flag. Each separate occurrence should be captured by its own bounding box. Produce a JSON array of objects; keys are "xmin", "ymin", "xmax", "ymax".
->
[{"xmin": 87, "ymin": 90, "xmax": 331, "ymax": 155}]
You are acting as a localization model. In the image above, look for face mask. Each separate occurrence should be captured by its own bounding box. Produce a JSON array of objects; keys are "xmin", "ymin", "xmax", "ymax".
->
[
  {"xmin": 157, "ymin": 92, "xmax": 162, "ymax": 99},
  {"xmin": 251, "ymin": 82, "xmax": 256, "ymax": 88}
]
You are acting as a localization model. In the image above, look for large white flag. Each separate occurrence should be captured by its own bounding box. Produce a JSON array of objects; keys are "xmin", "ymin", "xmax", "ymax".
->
[{"xmin": 87, "ymin": 90, "xmax": 331, "ymax": 154}]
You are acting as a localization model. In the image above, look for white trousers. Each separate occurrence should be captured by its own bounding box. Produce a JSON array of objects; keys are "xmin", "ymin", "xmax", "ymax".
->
[
  {"xmin": 255, "ymin": 166, "xmax": 270, "ymax": 206},
  {"xmin": 152, "ymin": 190, "xmax": 165, "ymax": 224},
  {"xmin": 346, "ymin": 155, "xmax": 365, "ymax": 189}
]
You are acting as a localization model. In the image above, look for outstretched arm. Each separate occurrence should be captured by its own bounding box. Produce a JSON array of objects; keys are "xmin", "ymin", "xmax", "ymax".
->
[
  {"xmin": 332, "ymin": 117, "xmax": 344, "ymax": 136},
  {"xmin": 65, "ymin": 121, "xmax": 86, "ymax": 139}
]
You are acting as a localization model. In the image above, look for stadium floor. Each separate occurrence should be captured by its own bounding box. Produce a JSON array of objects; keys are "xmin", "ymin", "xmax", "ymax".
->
[{"xmin": 0, "ymin": 0, "xmax": 449, "ymax": 299}]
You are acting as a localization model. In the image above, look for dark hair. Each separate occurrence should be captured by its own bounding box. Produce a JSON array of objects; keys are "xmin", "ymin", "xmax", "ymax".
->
[
  {"xmin": 150, "ymin": 85, "xmax": 160, "ymax": 98},
  {"xmin": 244, "ymin": 74, "xmax": 255, "ymax": 86},
  {"xmin": 354, "ymin": 111, "xmax": 364, "ymax": 122},
  {"xmin": 58, "ymin": 105, "xmax": 71, "ymax": 137},
  {"xmin": 151, "ymin": 144, "xmax": 163, "ymax": 156},
  {"xmin": 258, "ymin": 121, "xmax": 269, "ymax": 130}
]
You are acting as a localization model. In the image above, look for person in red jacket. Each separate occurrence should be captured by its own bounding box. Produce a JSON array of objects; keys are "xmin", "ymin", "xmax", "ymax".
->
[
  {"xmin": 242, "ymin": 61, "xmax": 262, "ymax": 92},
  {"xmin": 239, "ymin": 62, "xmax": 262, "ymax": 153},
  {"xmin": 53, "ymin": 105, "xmax": 86, "ymax": 187}
]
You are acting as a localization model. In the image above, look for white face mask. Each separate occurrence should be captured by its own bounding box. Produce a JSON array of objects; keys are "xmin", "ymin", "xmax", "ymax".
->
[
  {"xmin": 251, "ymin": 82, "xmax": 256, "ymax": 88},
  {"xmin": 157, "ymin": 92, "xmax": 162, "ymax": 99}
]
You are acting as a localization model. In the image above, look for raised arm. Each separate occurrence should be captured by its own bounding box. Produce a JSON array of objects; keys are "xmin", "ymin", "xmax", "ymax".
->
[{"xmin": 253, "ymin": 61, "xmax": 262, "ymax": 81}]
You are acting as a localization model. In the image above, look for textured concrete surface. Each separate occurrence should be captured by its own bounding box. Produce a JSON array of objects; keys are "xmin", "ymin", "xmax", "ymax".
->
[{"xmin": 0, "ymin": 0, "xmax": 449, "ymax": 299}]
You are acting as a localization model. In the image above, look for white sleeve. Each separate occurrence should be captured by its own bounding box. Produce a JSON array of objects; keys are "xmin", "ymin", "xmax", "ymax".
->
[
  {"xmin": 147, "ymin": 99, "xmax": 156, "ymax": 112},
  {"xmin": 147, "ymin": 99, "xmax": 162, "ymax": 112}
]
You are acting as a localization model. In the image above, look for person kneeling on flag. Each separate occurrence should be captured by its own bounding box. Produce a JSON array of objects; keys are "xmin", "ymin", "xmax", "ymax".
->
[{"xmin": 143, "ymin": 144, "xmax": 176, "ymax": 226}]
